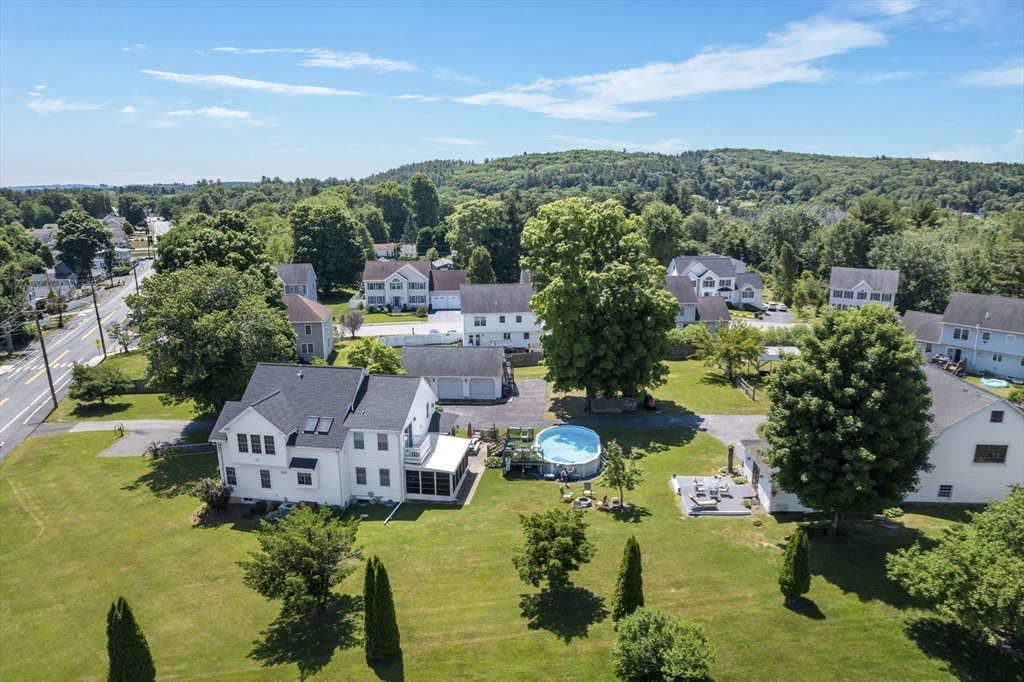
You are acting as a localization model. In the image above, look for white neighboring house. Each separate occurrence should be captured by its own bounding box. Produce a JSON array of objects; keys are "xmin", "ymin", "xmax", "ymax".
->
[
  {"xmin": 742, "ymin": 363, "xmax": 1024, "ymax": 512},
  {"xmin": 400, "ymin": 244, "xmax": 418, "ymax": 258},
  {"xmin": 362, "ymin": 260, "xmax": 430, "ymax": 311},
  {"xmin": 374, "ymin": 243, "xmax": 397, "ymax": 259},
  {"xmin": 283, "ymin": 295, "xmax": 334, "ymax": 362},
  {"xmin": 930, "ymin": 293, "xmax": 1023, "ymax": 381},
  {"xmin": 828, "ymin": 267, "xmax": 898, "ymax": 310},
  {"xmin": 666, "ymin": 254, "xmax": 764, "ymax": 308},
  {"xmin": 274, "ymin": 263, "xmax": 318, "ymax": 302},
  {"xmin": 665, "ymin": 276, "xmax": 733, "ymax": 332},
  {"xmin": 460, "ymin": 283, "xmax": 541, "ymax": 350},
  {"xmin": 29, "ymin": 225, "xmax": 56, "ymax": 245},
  {"xmin": 402, "ymin": 346, "xmax": 507, "ymax": 402},
  {"xmin": 209, "ymin": 363, "xmax": 471, "ymax": 507}
]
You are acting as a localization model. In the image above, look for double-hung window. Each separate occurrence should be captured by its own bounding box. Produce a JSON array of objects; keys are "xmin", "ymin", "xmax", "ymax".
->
[
  {"xmin": 703, "ymin": 277, "xmax": 715, "ymax": 288},
  {"xmin": 953, "ymin": 327, "xmax": 969, "ymax": 340},
  {"xmin": 516, "ymin": 315, "xmax": 522, "ymax": 323},
  {"xmin": 390, "ymin": 279, "xmax": 403, "ymax": 290},
  {"xmin": 300, "ymin": 343, "xmax": 314, "ymax": 355},
  {"xmin": 474, "ymin": 316, "xmax": 486, "ymax": 327},
  {"xmin": 260, "ymin": 470, "xmax": 272, "ymax": 489},
  {"xmin": 353, "ymin": 432, "xmax": 364, "ymax": 449},
  {"xmin": 297, "ymin": 472, "xmax": 312, "ymax": 486},
  {"xmin": 377, "ymin": 433, "xmax": 388, "ymax": 451},
  {"xmin": 742, "ymin": 289, "xmax": 754, "ymax": 299},
  {"xmin": 832, "ymin": 289, "xmax": 842, "ymax": 299},
  {"xmin": 499, "ymin": 315, "xmax": 506, "ymax": 323},
  {"xmin": 990, "ymin": 411, "xmax": 1004, "ymax": 423},
  {"xmin": 250, "ymin": 434, "xmax": 262, "ymax": 454},
  {"xmin": 982, "ymin": 331, "xmax": 991, "ymax": 342},
  {"xmin": 356, "ymin": 467, "xmax": 367, "ymax": 485},
  {"xmin": 994, "ymin": 353, "xmax": 1003, "ymax": 362},
  {"xmin": 881, "ymin": 293, "xmax": 892, "ymax": 302},
  {"xmin": 938, "ymin": 485, "xmax": 952, "ymax": 498},
  {"xmin": 237, "ymin": 433, "xmax": 249, "ymax": 453},
  {"xmin": 380, "ymin": 469, "xmax": 390, "ymax": 486},
  {"xmin": 870, "ymin": 292, "xmax": 881, "ymax": 301},
  {"xmin": 225, "ymin": 467, "xmax": 237, "ymax": 486},
  {"xmin": 264, "ymin": 436, "xmax": 275, "ymax": 455},
  {"xmin": 843, "ymin": 291, "xmax": 854, "ymax": 299}
]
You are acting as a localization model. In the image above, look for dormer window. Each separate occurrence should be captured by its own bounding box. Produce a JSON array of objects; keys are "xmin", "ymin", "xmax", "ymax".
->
[
  {"xmin": 317, "ymin": 417, "xmax": 334, "ymax": 433},
  {"xmin": 304, "ymin": 416, "xmax": 320, "ymax": 433}
]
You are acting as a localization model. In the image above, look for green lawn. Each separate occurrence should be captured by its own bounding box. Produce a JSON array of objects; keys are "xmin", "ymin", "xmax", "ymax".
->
[
  {"xmin": 44, "ymin": 393, "xmax": 203, "ymax": 423},
  {"xmin": 541, "ymin": 358, "xmax": 770, "ymax": 419},
  {"xmin": 962, "ymin": 374, "xmax": 1013, "ymax": 399},
  {"xmin": 2, "ymin": 428, "xmax": 1012, "ymax": 681},
  {"xmin": 102, "ymin": 350, "xmax": 148, "ymax": 381},
  {"xmin": 322, "ymin": 290, "xmax": 419, "ymax": 325}
]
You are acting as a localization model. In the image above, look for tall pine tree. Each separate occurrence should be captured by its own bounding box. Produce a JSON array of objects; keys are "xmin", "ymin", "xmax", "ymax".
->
[
  {"xmin": 363, "ymin": 557, "xmax": 377, "ymax": 657},
  {"xmin": 612, "ymin": 536, "xmax": 644, "ymax": 623},
  {"xmin": 778, "ymin": 529, "xmax": 811, "ymax": 603},
  {"xmin": 106, "ymin": 597, "xmax": 156, "ymax": 682},
  {"xmin": 364, "ymin": 556, "xmax": 401, "ymax": 660}
]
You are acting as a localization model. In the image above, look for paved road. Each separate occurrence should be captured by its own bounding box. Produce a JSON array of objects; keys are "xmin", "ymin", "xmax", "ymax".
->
[
  {"xmin": 0, "ymin": 261, "xmax": 154, "ymax": 460},
  {"xmin": 147, "ymin": 217, "xmax": 171, "ymax": 238},
  {"xmin": 746, "ymin": 310, "xmax": 795, "ymax": 329}
]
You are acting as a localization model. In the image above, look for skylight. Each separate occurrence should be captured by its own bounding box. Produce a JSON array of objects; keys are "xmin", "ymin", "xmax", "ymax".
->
[
  {"xmin": 304, "ymin": 416, "xmax": 320, "ymax": 433},
  {"xmin": 317, "ymin": 417, "xmax": 334, "ymax": 434}
]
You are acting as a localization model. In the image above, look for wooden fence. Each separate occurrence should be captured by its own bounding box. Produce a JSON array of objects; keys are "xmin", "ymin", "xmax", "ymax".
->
[{"xmin": 732, "ymin": 375, "xmax": 756, "ymax": 401}]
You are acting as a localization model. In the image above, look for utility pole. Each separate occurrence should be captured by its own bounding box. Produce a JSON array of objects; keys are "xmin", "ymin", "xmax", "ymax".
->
[
  {"xmin": 90, "ymin": 278, "xmax": 107, "ymax": 357},
  {"xmin": 34, "ymin": 314, "xmax": 59, "ymax": 411},
  {"xmin": 132, "ymin": 262, "xmax": 140, "ymax": 293}
]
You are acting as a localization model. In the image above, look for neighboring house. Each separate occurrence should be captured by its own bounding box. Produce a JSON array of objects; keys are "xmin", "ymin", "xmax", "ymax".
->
[
  {"xmin": 922, "ymin": 293, "xmax": 1024, "ymax": 381},
  {"xmin": 901, "ymin": 310, "xmax": 943, "ymax": 357},
  {"xmin": 402, "ymin": 346, "xmax": 507, "ymax": 402},
  {"xmin": 30, "ymin": 226, "xmax": 56, "ymax": 245},
  {"xmin": 102, "ymin": 214, "xmax": 127, "ymax": 230},
  {"xmin": 274, "ymin": 263, "xmax": 318, "ymax": 302},
  {"xmin": 108, "ymin": 228, "xmax": 129, "ymax": 249},
  {"xmin": 666, "ymin": 254, "xmax": 764, "ymax": 308},
  {"xmin": 828, "ymin": 267, "xmax": 898, "ymax": 310},
  {"xmin": 664, "ymin": 276, "xmax": 732, "ymax": 331},
  {"xmin": 28, "ymin": 273, "xmax": 77, "ymax": 302},
  {"xmin": 432, "ymin": 258, "xmax": 453, "ymax": 270},
  {"xmin": 695, "ymin": 297, "xmax": 732, "ymax": 332},
  {"xmin": 460, "ymin": 283, "xmax": 541, "ymax": 350},
  {"xmin": 283, "ymin": 295, "xmax": 334, "ymax": 362},
  {"xmin": 743, "ymin": 363, "xmax": 1024, "ymax": 512},
  {"xmin": 209, "ymin": 363, "xmax": 472, "ymax": 507},
  {"xmin": 428, "ymin": 270, "xmax": 467, "ymax": 310},
  {"xmin": 374, "ymin": 243, "xmax": 397, "ymax": 259},
  {"xmin": 53, "ymin": 261, "xmax": 79, "ymax": 280},
  {"xmin": 362, "ymin": 261, "xmax": 430, "ymax": 311},
  {"xmin": 400, "ymin": 244, "xmax": 418, "ymax": 258},
  {"xmin": 905, "ymin": 364, "xmax": 1024, "ymax": 504}
]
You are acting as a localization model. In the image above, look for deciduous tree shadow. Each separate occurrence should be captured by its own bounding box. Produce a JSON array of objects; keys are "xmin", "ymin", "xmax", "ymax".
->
[
  {"xmin": 121, "ymin": 452, "xmax": 217, "ymax": 498},
  {"xmin": 72, "ymin": 402, "xmax": 131, "ymax": 418},
  {"xmin": 249, "ymin": 594, "xmax": 362, "ymax": 681},
  {"xmin": 548, "ymin": 394, "xmax": 588, "ymax": 420},
  {"xmin": 368, "ymin": 650, "xmax": 405, "ymax": 682},
  {"xmin": 784, "ymin": 597, "xmax": 826, "ymax": 620},
  {"xmin": 905, "ymin": 617, "xmax": 1023, "ymax": 682},
  {"xmin": 519, "ymin": 586, "xmax": 608, "ymax": 643},
  {"xmin": 611, "ymin": 504, "xmax": 652, "ymax": 523}
]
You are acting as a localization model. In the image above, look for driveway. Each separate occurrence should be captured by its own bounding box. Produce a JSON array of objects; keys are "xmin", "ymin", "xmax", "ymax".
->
[
  {"xmin": 747, "ymin": 310, "xmax": 795, "ymax": 329},
  {"xmin": 444, "ymin": 379, "xmax": 549, "ymax": 429},
  {"xmin": 32, "ymin": 419, "xmax": 215, "ymax": 457}
]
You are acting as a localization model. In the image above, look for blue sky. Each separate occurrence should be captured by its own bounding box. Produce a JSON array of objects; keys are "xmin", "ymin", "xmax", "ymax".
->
[{"xmin": 1, "ymin": 0, "xmax": 1022, "ymax": 186}]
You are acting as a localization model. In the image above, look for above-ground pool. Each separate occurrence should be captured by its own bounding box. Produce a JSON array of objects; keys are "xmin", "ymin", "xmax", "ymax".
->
[
  {"xmin": 535, "ymin": 425, "xmax": 603, "ymax": 479},
  {"xmin": 981, "ymin": 378, "xmax": 1010, "ymax": 389}
]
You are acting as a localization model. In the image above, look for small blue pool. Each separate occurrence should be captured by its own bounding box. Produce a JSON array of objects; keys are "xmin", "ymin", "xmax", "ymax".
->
[{"xmin": 535, "ymin": 425, "xmax": 603, "ymax": 478}]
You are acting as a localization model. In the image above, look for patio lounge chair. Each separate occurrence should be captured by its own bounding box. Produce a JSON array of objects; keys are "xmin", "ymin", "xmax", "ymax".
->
[
  {"xmin": 718, "ymin": 481, "xmax": 730, "ymax": 496},
  {"xmin": 583, "ymin": 481, "xmax": 594, "ymax": 497},
  {"xmin": 693, "ymin": 478, "xmax": 706, "ymax": 493},
  {"xmin": 560, "ymin": 486, "xmax": 574, "ymax": 501},
  {"xmin": 610, "ymin": 497, "xmax": 621, "ymax": 511},
  {"xmin": 689, "ymin": 494, "xmax": 718, "ymax": 509},
  {"xmin": 596, "ymin": 495, "xmax": 608, "ymax": 509}
]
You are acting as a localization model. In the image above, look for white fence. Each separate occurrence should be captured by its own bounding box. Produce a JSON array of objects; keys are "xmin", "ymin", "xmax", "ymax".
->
[{"xmin": 379, "ymin": 333, "xmax": 459, "ymax": 347}]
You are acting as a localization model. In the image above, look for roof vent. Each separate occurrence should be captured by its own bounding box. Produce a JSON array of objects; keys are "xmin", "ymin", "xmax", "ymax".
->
[
  {"xmin": 985, "ymin": 311, "xmax": 990, "ymax": 319},
  {"xmin": 297, "ymin": 369, "xmax": 304, "ymax": 378}
]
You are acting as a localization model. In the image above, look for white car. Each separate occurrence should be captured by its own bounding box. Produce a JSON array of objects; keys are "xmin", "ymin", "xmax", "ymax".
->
[
  {"xmin": 777, "ymin": 304, "xmax": 788, "ymax": 312},
  {"xmin": 766, "ymin": 303, "xmax": 779, "ymax": 312}
]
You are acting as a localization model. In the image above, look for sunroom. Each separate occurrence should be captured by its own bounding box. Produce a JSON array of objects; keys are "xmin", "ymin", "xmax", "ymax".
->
[{"xmin": 404, "ymin": 435, "xmax": 473, "ymax": 503}]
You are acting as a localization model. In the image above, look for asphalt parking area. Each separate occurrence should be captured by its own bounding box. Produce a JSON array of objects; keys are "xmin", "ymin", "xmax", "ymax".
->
[{"xmin": 443, "ymin": 379, "xmax": 551, "ymax": 429}]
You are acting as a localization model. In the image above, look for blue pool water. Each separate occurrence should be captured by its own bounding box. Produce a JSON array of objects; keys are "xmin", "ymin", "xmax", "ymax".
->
[{"xmin": 536, "ymin": 426, "xmax": 601, "ymax": 465}]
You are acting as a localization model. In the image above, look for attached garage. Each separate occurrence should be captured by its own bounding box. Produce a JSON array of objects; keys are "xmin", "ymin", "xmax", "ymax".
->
[
  {"xmin": 436, "ymin": 378, "xmax": 464, "ymax": 400},
  {"xmin": 429, "ymin": 270, "xmax": 467, "ymax": 311},
  {"xmin": 430, "ymin": 294, "xmax": 461, "ymax": 310},
  {"xmin": 469, "ymin": 378, "xmax": 495, "ymax": 400}
]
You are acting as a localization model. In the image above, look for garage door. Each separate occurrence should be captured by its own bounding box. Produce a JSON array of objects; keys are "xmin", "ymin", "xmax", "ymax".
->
[
  {"xmin": 469, "ymin": 378, "xmax": 495, "ymax": 401},
  {"xmin": 447, "ymin": 295, "xmax": 460, "ymax": 310},
  {"xmin": 437, "ymin": 378, "xmax": 463, "ymax": 400},
  {"xmin": 430, "ymin": 296, "xmax": 449, "ymax": 310}
]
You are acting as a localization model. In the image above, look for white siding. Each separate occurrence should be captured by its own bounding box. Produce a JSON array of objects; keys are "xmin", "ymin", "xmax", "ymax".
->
[
  {"xmin": 906, "ymin": 402, "xmax": 1024, "ymax": 504},
  {"xmin": 462, "ymin": 311, "xmax": 541, "ymax": 349},
  {"xmin": 346, "ymin": 430, "xmax": 404, "ymax": 503},
  {"xmin": 220, "ymin": 409, "xmax": 288, "ymax": 469}
]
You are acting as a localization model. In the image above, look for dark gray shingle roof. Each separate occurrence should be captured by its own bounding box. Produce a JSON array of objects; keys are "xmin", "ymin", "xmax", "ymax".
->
[
  {"xmin": 922, "ymin": 364, "xmax": 1003, "ymax": 437},
  {"xmin": 362, "ymin": 260, "xmax": 429, "ymax": 281},
  {"xmin": 665, "ymin": 276, "xmax": 698, "ymax": 305},
  {"xmin": 274, "ymin": 263, "xmax": 316, "ymax": 286},
  {"xmin": 671, "ymin": 256, "xmax": 738, "ymax": 278},
  {"xmin": 901, "ymin": 311, "xmax": 943, "ymax": 344},
  {"xmin": 460, "ymin": 283, "xmax": 534, "ymax": 314},
  {"xmin": 343, "ymin": 375, "xmax": 424, "ymax": 432},
  {"xmin": 402, "ymin": 346, "xmax": 503, "ymax": 378},
  {"xmin": 283, "ymin": 294, "xmax": 332, "ymax": 323},
  {"xmin": 735, "ymin": 272, "xmax": 764, "ymax": 289},
  {"xmin": 429, "ymin": 269, "xmax": 467, "ymax": 293},
  {"xmin": 829, "ymin": 267, "xmax": 899, "ymax": 292},
  {"xmin": 940, "ymin": 293, "xmax": 1024, "ymax": 334},
  {"xmin": 695, "ymin": 297, "xmax": 732, "ymax": 323}
]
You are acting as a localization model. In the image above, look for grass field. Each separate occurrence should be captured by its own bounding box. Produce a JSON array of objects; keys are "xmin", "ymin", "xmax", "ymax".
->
[
  {"xmin": 522, "ymin": 358, "xmax": 771, "ymax": 419},
  {"xmin": 323, "ymin": 291, "xmax": 419, "ymax": 325},
  {"xmin": 44, "ymin": 393, "xmax": 204, "ymax": 423},
  {"xmin": 1, "ymin": 427, "xmax": 1012, "ymax": 681},
  {"xmin": 962, "ymin": 374, "xmax": 1014, "ymax": 399}
]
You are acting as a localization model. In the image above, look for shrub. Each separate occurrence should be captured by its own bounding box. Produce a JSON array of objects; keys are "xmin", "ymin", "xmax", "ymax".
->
[
  {"xmin": 187, "ymin": 478, "xmax": 231, "ymax": 513},
  {"xmin": 242, "ymin": 506, "xmax": 255, "ymax": 519},
  {"xmin": 253, "ymin": 500, "xmax": 268, "ymax": 514},
  {"xmin": 733, "ymin": 475, "xmax": 747, "ymax": 485},
  {"xmin": 882, "ymin": 507, "xmax": 904, "ymax": 519},
  {"xmin": 1007, "ymin": 387, "xmax": 1024, "ymax": 404},
  {"xmin": 415, "ymin": 304, "xmax": 428, "ymax": 317},
  {"xmin": 484, "ymin": 456, "xmax": 504, "ymax": 469},
  {"xmin": 753, "ymin": 518, "xmax": 763, "ymax": 527},
  {"xmin": 357, "ymin": 301, "xmax": 365, "ymax": 311},
  {"xmin": 742, "ymin": 499, "xmax": 752, "ymax": 509},
  {"xmin": 612, "ymin": 536, "xmax": 644, "ymax": 623},
  {"xmin": 779, "ymin": 529, "xmax": 812, "ymax": 602},
  {"xmin": 612, "ymin": 608, "xmax": 715, "ymax": 681},
  {"xmin": 266, "ymin": 501, "xmax": 278, "ymax": 512}
]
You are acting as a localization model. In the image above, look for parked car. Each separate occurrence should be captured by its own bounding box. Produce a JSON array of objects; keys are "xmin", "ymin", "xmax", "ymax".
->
[
  {"xmin": 447, "ymin": 329, "xmax": 458, "ymax": 334},
  {"xmin": 759, "ymin": 302, "xmax": 769, "ymax": 312},
  {"xmin": 767, "ymin": 303, "xmax": 779, "ymax": 312},
  {"xmin": 429, "ymin": 329, "xmax": 440, "ymax": 334},
  {"xmin": 777, "ymin": 304, "xmax": 788, "ymax": 312}
]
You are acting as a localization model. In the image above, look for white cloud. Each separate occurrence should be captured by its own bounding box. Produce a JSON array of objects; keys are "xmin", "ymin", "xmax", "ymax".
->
[
  {"xmin": 549, "ymin": 135, "xmax": 687, "ymax": 154},
  {"xmin": 167, "ymin": 106, "xmax": 251, "ymax": 118},
  {"xmin": 34, "ymin": 85, "xmax": 46, "ymax": 90},
  {"xmin": 118, "ymin": 106, "xmax": 136, "ymax": 113},
  {"xmin": 857, "ymin": 70, "xmax": 920, "ymax": 83},
  {"xmin": 26, "ymin": 98, "xmax": 104, "ymax": 115},
  {"xmin": 455, "ymin": 17, "xmax": 887, "ymax": 121},
  {"xmin": 394, "ymin": 94, "xmax": 443, "ymax": 102},
  {"xmin": 141, "ymin": 70, "xmax": 361, "ymax": 96},
  {"xmin": 28, "ymin": 91, "xmax": 41, "ymax": 97},
  {"xmin": 122, "ymin": 44, "xmax": 146, "ymax": 52},
  {"xmin": 433, "ymin": 68, "xmax": 482, "ymax": 85},
  {"xmin": 957, "ymin": 60, "xmax": 1024, "ymax": 87},
  {"xmin": 213, "ymin": 47, "xmax": 414, "ymax": 72},
  {"xmin": 928, "ymin": 146, "xmax": 991, "ymax": 162},
  {"xmin": 873, "ymin": 1, "xmax": 919, "ymax": 16},
  {"xmin": 425, "ymin": 137, "xmax": 493, "ymax": 146},
  {"xmin": 1012, "ymin": 128, "xmax": 1024, "ymax": 146}
]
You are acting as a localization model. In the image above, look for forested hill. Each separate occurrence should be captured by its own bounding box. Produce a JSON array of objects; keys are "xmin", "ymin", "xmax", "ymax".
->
[{"xmin": 360, "ymin": 148, "xmax": 1024, "ymax": 213}]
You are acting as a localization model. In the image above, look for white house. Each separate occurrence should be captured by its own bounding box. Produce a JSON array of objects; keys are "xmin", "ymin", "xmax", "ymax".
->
[
  {"xmin": 926, "ymin": 293, "xmax": 1024, "ymax": 381},
  {"xmin": 742, "ymin": 363, "xmax": 1024, "ymax": 512},
  {"xmin": 275, "ymin": 263, "xmax": 318, "ymax": 302},
  {"xmin": 460, "ymin": 283, "xmax": 541, "ymax": 350},
  {"xmin": 399, "ymin": 244, "xmax": 418, "ymax": 258},
  {"xmin": 828, "ymin": 267, "xmax": 898, "ymax": 310},
  {"xmin": 362, "ymin": 261, "xmax": 430, "ymax": 311},
  {"xmin": 906, "ymin": 364, "xmax": 1024, "ymax": 503},
  {"xmin": 666, "ymin": 254, "xmax": 764, "ymax": 308},
  {"xmin": 209, "ymin": 363, "xmax": 471, "ymax": 507},
  {"xmin": 402, "ymin": 346, "xmax": 507, "ymax": 402},
  {"xmin": 283, "ymin": 295, "xmax": 334, "ymax": 362},
  {"xmin": 373, "ymin": 243, "xmax": 397, "ymax": 259}
]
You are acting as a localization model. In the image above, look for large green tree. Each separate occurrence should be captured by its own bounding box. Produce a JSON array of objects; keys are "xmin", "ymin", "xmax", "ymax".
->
[
  {"xmin": 511, "ymin": 509, "xmax": 596, "ymax": 591},
  {"xmin": 773, "ymin": 242, "xmax": 800, "ymax": 305},
  {"xmin": 410, "ymin": 172, "xmax": 440, "ymax": 229},
  {"xmin": 762, "ymin": 305, "xmax": 933, "ymax": 530},
  {"xmin": 106, "ymin": 597, "xmax": 156, "ymax": 682},
  {"xmin": 989, "ymin": 211, "xmax": 1024, "ymax": 299},
  {"xmin": 129, "ymin": 264, "xmax": 296, "ymax": 413},
  {"xmin": 611, "ymin": 536, "xmax": 644, "ymax": 623},
  {"xmin": 467, "ymin": 246, "xmax": 495, "ymax": 284},
  {"xmin": 697, "ymin": 322, "xmax": 762, "ymax": 379},
  {"xmin": 346, "ymin": 337, "xmax": 404, "ymax": 375},
  {"xmin": 521, "ymin": 198, "xmax": 678, "ymax": 403},
  {"xmin": 69, "ymin": 362, "xmax": 133, "ymax": 407},
  {"xmin": 444, "ymin": 198, "xmax": 521, "ymax": 280},
  {"xmin": 238, "ymin": 506, "xmax": 361, "ymax": 615},
  {"xmin": 54, "ymin": 208, "xmax": 112, "ymax": 277},
  {"xmin": 117, "ymin": 193, "xmax": 149, "ymax": 226},
  {"xmin": 758, "ymin": 205, "xmax": 822, "ymax": 264},
  {"xmin": 76, "ymin": 188, "xmax": 113, "ymax": 218},
  {"xmin": 356, "ymin": 204, "xmax": 390, "ymax": 243},
  {"xmin": 640, "ymin": 201, "xmax": 686, "ymax": 266},
  {"xmin": 372, "ymin": 182, "xmax": 412, "ymax": 240},
  {"xmin": 868, "ymin": 231, "xmax": 952, "ymax": 313},
  {"xmin": 289, "ymin": 204, "xmax": 368, "ymax": 295},
  {"xmin": 887, "ymin": 484, "xmax": 1024, "ymax": 648},
  {"xmin": 155, "ymin": 213, "xmax": 276, "ymax": 288}
]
